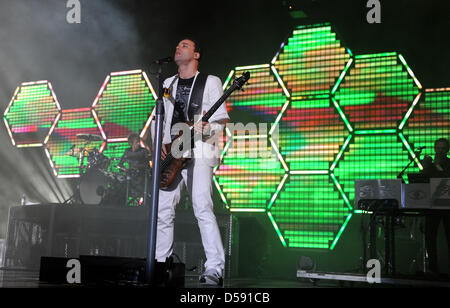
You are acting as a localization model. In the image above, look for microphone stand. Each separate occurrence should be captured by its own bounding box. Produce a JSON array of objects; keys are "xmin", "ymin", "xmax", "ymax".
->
[
  {"xmin": 397, "ymin": 150, "xmax": 422, "ymax": 180},
  {"xmin": 145, "ymin": 63, "xmax": 165, "ymax": 284}
]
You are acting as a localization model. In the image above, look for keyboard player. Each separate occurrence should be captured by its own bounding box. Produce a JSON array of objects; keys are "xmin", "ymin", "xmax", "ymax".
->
[{"xmin": 420, "ymin": 138, "xmax": 450, "ymax": 276}]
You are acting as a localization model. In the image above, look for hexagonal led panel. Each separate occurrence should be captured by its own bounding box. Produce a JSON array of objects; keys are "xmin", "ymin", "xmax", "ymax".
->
[
  {"xmin": 403, "ymin": 88, "xmax": 450, "ymax": 165},
  {"xmin": 45, "ymin": 108, "xmax": 105, "ymax": 178},
  {"xmin": 224, "ymin": 65, "xmax": 288, "ymax": 126},
  {"xmin": 334, "ymin": 52, "xmax": 421, "ymax": 130},
  {"xmin": 273, "ymin": 23, "xmax": 352, "ymax": 99},
  {"xmin": 92, "ymin": 70, "xmax": 157, "ymax": 142},
  {"xmin": 277, "ymin": 97, "xmax": 350, "ymax": 170},
  {"xmin": 4, "ymin": 81, "xmax": 61, "ymax": 147},
  {"xmin": 333, "ymin": 133, "xmax": 412, "ymax": 205},
  {"xmin": 214, "ymin": 136, "xmax": 285, "ymax": 211},
  {"xmin": 269, "ymin": 173, "xmax": 350, "ymax": 249}
]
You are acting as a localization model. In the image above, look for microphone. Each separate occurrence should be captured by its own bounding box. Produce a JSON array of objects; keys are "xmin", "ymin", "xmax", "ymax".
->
[
  {"xmin": 152, "ymin": 56, "xmax": 173, "ymax": 65},
  {"xmin": 414, "ymin": 146, "xmax": 426, "ymax": 157}
]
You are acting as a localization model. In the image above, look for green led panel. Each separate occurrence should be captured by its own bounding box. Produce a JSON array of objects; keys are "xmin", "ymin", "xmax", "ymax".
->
[
  {"xmin": 225, "ymin": 66, "xmax": 287, "ymax": 125},
  {"xmin": 273, "ymin": 23, "xmax": 351, "ymax": 99},
  {"xmin": 214, "ymin": 137, "xmax": 285, "ymax": 210},
  {"xmin": 403, "ymin": 89, "xmax": 450, "ymax": 163},
  {"xmin": 92, "ymin": 70, "xmax": 157, "ymax": 141},
  {"xmin": 334, "ymin": 53, "xmax": 420, "ymax": 130},
  {"xmin": 45, "ymin": 108, "xmax": 104, "ymax": 178},
  {"xmin": 9, "ymin": 23, "xmax": 445, "ymax": 252},
  {"xmin": 4, "ymin": 81, "xmax": 61, "ymax": 147},
  {"xmin": 333, "ymin": 134, "xmax": 411, "ymax": 205},
  {"xmin": 270, "ymin": 174, "xmax": 349, "ymax": 249},
  {"xmin": 278, "ymin": 98, "xmax": 349, "ymax": 170}
]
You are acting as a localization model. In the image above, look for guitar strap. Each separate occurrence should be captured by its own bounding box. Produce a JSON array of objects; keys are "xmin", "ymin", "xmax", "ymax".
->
[{"xmin": 187, "ymin": 73, "xmax": 208, "ymax": 122}]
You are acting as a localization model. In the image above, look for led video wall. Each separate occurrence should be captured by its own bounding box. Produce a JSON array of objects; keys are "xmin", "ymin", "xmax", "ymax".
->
[
  {"xmin": 4, "ymin": 70, "xmax": 157, "ymax": 178},
  {"xmin": 215, "ymin": 22, "xmax": 445, "ymax": 250},
  {"xmin": 273, "ymin": 23, "xmax": 351, "ymax": 99},
  {"xmin": 269, "ymin": 173, "xmax": 349, "ymax": 249},
  {"xmin": 403, "ymin": 88, "xmax": 450, "ymax": 162},
  {"xmin": 4, "ymin": 23, "xmax": 450, "ymax": 250},
  {"xmin": 92, "ymin": 70, "xmax": 157, "ymax": 142},
  {"xmin": 216, "ymin": 24, "xmax": 354, "ymax": 248},
  {"xmin": 45, "ymin": 108, "xmax": 105, "ymax": 178},
  {"xmin": 214, "ymin": 136, "xmax": 286, "ymax": 211},
  {"xmin": 334, "ymin": 52, "xmax": 421, "ymax": 130},
  {"xmin": 4, "ymin": 81, "xmax": 61, "ymax": 147},
  {"xmin": 223, "ymin": 65, "xmax": 287, "ymax": 125}
]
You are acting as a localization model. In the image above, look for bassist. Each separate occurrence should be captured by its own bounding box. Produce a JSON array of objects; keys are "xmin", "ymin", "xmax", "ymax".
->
[{"xmin": 152, "ymin": 38, "xmax": 229, "ymax": 286}]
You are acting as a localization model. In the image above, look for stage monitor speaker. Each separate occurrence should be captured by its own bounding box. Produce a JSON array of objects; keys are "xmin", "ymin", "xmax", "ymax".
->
[
  {"xmin": 39, "ymin": 256, "xmax": 73, "ymax": 284},
  {"xmin": 39, "ymin": 255, "xmax": 185, "ymax": 287}
]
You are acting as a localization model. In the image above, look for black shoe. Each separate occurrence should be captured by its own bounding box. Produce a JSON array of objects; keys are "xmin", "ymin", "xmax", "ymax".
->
[{"xmin": 199, "ymin": 269, "xmax": 223, "ymax": 286}]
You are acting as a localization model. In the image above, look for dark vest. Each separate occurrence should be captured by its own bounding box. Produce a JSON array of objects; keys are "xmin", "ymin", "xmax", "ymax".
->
[{"xmin": 187, "ymin": 73, "xmax": 208, "ymax": 122}]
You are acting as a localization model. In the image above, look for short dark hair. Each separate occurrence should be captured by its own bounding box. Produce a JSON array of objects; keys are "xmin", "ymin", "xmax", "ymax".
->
[
  {"xmin": 128, "ymin": 133, "xmax": 140, "ymax": 144},
  {"xmin": 183, "ymin": 37, "xmax": 201, "ymax": 62},
  {"xmin": 435, "ymin": 138, "xmax": 450, "ymax": 149}
]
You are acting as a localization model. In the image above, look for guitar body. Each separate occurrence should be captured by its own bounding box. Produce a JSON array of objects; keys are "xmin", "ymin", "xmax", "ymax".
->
[
  {"xmin": 160, "ymin": 134, "xmax": 191, "ymax": 189},
  {"xmin": 160, "ymin": 156, "xmax": 190, "ymax": 189}
]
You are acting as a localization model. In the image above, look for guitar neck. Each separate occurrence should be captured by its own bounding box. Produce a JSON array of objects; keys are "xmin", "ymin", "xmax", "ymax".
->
[{"xmin": 201, "ymin": 85, "xmax": 236, "ymax": 123}]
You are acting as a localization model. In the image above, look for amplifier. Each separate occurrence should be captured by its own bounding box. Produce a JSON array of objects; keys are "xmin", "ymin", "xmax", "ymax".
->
[{"xmin": 39, "ymin": 256, "xmax": 73, "ymax": 284}]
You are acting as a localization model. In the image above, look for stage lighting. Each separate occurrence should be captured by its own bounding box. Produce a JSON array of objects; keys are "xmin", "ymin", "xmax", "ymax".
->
[{"xmin": 297, "ymin": 256, "xmax": 316, "ymax": 271}]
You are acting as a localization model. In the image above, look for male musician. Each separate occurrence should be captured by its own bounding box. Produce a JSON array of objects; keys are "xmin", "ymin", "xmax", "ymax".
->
[
  {"xmin": 152, "ymin": 38, "xmax": 229, "ymax": 286},
  {"xmin": 118, "ymin": 133, "xmax": 150, "ymax": 203},
  {"xmin": 420, "ymin": 138, "xmax": 450, "ymax": 275},
  {"xmin": 119, "ymin": 133, "xmax": 150, "ymax": 171}
]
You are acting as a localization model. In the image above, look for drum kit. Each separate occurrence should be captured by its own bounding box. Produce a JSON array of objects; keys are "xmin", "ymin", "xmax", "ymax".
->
[{"xmin": 64, "ymin": 133, "xmax": 150, "ymax": 207}]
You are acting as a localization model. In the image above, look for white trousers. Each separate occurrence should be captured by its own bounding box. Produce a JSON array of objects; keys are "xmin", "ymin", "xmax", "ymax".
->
[{"xmin": 155, "ymin": 159, "xmax": 225, "ymax": 276}]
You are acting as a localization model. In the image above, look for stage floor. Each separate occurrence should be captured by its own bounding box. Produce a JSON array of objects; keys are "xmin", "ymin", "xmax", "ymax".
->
[
  {"xmin": 2, "ymin": 268, "xmax": 450, "ymax": 288},
  {"xmin": 0, "ymin": 268, "xmax": 341, "ymax": 288}
]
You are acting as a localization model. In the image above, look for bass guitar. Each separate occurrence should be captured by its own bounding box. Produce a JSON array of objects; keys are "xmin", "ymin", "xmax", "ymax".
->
[{"xmin": 159, "ymin": 71, "xmax": 250, "ymax": 189}]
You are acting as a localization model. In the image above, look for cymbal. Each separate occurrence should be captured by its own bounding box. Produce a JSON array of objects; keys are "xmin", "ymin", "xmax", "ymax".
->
[
  {"xmin": 76, "ymin": 133, "xmax": 102, "ymax": 141},
  {"xmin": 64, "ymin": 147, "xmax": 89, "ymax": 156}
]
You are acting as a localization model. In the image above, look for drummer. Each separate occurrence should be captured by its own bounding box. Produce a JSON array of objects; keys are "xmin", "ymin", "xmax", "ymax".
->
[
  {"xmin": 118, "ymin": 133, "xmax": 150, "ymax": 172},
  {"xmin": 117, "ymin": 133, "xmax": 150, "ymax": 204}
]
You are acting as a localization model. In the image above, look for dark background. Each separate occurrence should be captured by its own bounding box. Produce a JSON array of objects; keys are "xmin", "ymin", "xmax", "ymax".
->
[{"xmin": 1, "ymin": 0, "xmax": 450, "ymax": 278}]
